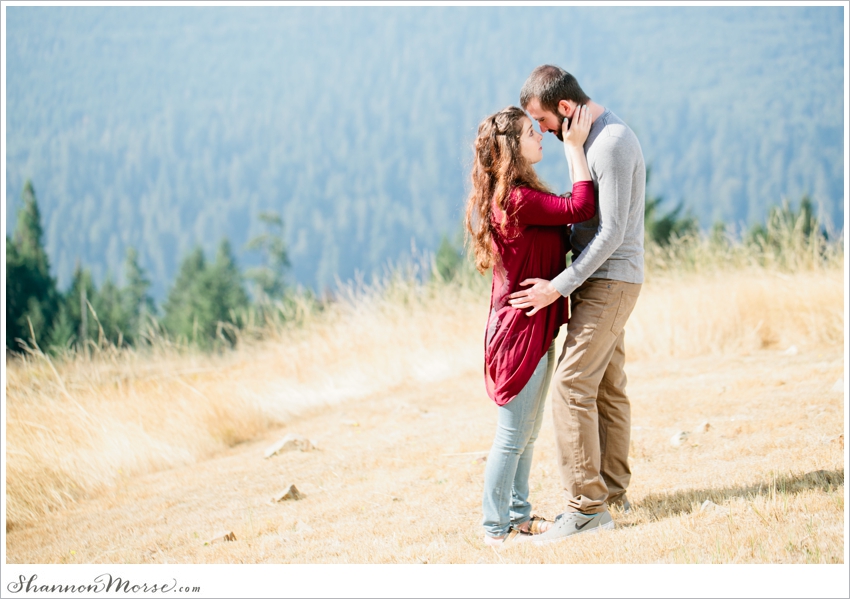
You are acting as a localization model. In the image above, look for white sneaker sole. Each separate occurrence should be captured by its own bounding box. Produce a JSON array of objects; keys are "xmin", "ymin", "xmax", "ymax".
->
[{"xmin": 532, "ymin": 519, "xmax": 615, "ymax": 546}]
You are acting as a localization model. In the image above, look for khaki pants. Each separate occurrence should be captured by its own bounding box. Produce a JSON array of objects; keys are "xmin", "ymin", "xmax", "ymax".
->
[{"xmin": 550, "ymin": 277, "xmax": 641, "ymax": 514}]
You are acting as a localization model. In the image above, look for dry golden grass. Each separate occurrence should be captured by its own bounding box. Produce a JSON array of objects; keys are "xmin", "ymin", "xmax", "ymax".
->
[
  {"xmin": 628, "ymin": 268, "xmax": 844, "ymax": 359},
  {"xmin": 5, "ymin": 273, "xmax": 488, "ymax": 529},
  {"xmin": 4, "ymin": 251, "xmax": 846, "ymax": 564},
  {"xmin": 5, "ymin": 340, "xmax": 843, "ymax": 564}
]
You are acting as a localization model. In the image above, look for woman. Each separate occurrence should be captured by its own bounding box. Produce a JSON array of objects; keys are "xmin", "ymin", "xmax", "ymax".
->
[{"xmin": 465, "ymin": 105, "xmax": 595, "ymax": 546}]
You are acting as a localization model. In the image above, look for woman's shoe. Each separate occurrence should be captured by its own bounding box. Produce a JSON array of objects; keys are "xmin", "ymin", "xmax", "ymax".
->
[
  {"xmin": 515, "ymin": 515, "xmax": 553, "ymax": 535},
  {"xmin": 483, "ymin": 527, "xmax": 532, "ymax": 547}
]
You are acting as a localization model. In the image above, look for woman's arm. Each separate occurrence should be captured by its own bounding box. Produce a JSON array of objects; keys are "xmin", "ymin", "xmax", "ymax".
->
[
  {"xmin": 563, "ymin": 104, "xmax": 592, "ymax": 184},
  {"xmin": 511, "ymin": 182, "xmax": 595, "ymax": 225}
]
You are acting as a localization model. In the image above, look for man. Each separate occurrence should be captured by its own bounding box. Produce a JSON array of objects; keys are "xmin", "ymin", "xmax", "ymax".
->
[{"xmin": 509, "ymin": 65, "xmax": 645, "ymax": 542}]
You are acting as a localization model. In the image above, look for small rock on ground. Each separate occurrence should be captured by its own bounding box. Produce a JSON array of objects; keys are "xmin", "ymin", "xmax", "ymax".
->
[
  {"xmin": 264, "ymin": 434, "xmax": 316, "ymax": 458},
  {"xmin": 272, "ymin": 484, "xmax": 303, "ymax": 502},
  {"xmin": 206, "ymin": 531, "xmax": 236, "ymax": 544},
  {"xmin": 670, "ymin": 431, "xmax": 689, "ymax": 447}
]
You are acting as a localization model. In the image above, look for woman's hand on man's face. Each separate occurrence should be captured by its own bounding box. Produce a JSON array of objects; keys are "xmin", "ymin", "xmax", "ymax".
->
[{"xmin": 562, "ymin": 105, "xmax": 591, "ymax": 148}]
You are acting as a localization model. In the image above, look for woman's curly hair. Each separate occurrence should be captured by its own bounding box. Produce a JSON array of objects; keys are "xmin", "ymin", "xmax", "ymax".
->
[{"xmin": 464, "ymin": 106, "xmax": 552, "ymax": 273}]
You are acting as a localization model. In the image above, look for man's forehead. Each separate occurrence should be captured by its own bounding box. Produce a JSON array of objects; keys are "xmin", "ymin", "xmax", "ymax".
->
[{"xmin": 525, "ymin": 98, "xmax": 550, "ymax": 118}]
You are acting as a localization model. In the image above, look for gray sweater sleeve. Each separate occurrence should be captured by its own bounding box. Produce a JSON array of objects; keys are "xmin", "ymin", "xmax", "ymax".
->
[{"xmin": 550, "ymin": 135, "xmax": 640, "ymax": 297}]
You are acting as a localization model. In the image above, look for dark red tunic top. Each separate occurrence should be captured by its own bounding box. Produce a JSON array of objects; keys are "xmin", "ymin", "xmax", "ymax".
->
[{"xmin": 484, "ymin": 180, "xmax": 596, "ymax": 406}]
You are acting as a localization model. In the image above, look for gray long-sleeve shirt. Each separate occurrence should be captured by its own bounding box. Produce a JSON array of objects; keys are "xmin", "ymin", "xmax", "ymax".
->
[{"xmin": 551, "ymin": 109, "xmax": 645, "ymax": 297}]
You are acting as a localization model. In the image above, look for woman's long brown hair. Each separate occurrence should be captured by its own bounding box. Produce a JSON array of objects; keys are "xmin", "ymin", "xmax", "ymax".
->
[{"xmin": 464, "ymin": 106, "xmax": 552, "ymax": 273}]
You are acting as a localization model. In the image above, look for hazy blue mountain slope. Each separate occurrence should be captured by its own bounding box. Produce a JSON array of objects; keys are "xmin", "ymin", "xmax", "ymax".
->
[{"xmin": 5, "ymin": 6, "xmax": 844, "ymax": 297}]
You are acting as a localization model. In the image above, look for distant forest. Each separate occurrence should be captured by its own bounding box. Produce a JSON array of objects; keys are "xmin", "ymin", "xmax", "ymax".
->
[{"xmin": 5, "ymin": 6, "xmax": 845, "ymax": 297}]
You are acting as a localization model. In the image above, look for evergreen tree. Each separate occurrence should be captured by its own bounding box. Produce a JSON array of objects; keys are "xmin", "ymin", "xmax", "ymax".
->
[
  {"xmin": 47, "ymin": 302, "xmax": 76, "ymax": 351},
  {"xmin": 244, "ymin": 212, "xmax": 290, "ymax": 303},
  {"xmin": 746, "ymin": 195, "xmax": 824, "ymax": 249},
  {"xmin": 162, "ymin": 241, "xmax": 249, "ymax": 348},
  {"xmin": 6, "ymin": 239, "xmax": 27, "ymax": 349},
  {"xmin": 121, "ymin": 247, "xmax": 156, "ymax": 345},
  {"xmin": 91, "ymin": 276, "xmax": 125, "ymax": 346},
  {"xmin": 433, "ymin": 233, "xmax": 464, "ymax": 282},
  {"xmin": 13, "ymin": 181, "xmax": 51, "ymax": 272},
  {"xmin": 5, "ymin": 181, "xmax": 59, "ymax": 350},
  {"xmin": 47, "ymin": 249, "xmax": 155, "ymax": 351},
  {"xmin": 644, "ymin": 166, "xmax": 698, "ymax": 245},
  {"xmin": 54, "ymin": 263, "xmax": 99, "ymax": 351},
  {"xmin": 207, "ymin": 239, "xmax": 249, "ymax": 345},
  {"xmin": 162, "ymin": 247, "xmax": 208, "ymax": 345}
]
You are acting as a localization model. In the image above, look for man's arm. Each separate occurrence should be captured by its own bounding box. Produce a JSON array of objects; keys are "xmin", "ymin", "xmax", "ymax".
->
[
  {"xmin": 551, "ymin": 139, "xmax": 635, "ymax": 296},
  {"xmin": 508, "ymin": 138, "xmax": 638, "ymax": 315}
]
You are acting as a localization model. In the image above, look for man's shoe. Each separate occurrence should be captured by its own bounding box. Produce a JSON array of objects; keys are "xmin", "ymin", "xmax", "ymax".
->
[{"xmin": 531, "ymin": 510, "xmax": 614, "ymax": 545}]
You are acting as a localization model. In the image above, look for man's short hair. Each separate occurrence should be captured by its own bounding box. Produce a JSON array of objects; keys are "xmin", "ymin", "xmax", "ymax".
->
[{"xmin": 520, "ymin": 65, "xmax": 591, "ymax": 114}]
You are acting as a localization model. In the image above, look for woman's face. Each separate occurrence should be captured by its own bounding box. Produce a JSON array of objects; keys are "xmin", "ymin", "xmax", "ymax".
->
[{"xmin": 518, "ymin": 117, "xmax": 544, "ymax": 165}]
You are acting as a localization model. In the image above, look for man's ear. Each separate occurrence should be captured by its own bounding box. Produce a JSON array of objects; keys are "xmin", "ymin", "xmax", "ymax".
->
[{"xmin": 557, "ymin": 100, "xmax": 574, "ymax": 118}]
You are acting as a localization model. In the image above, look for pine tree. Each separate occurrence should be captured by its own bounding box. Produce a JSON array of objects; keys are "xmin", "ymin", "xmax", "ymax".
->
[
  {"xmin": 5, "ymin": 181, "xmax": 59, "ymax": 350},
  {"xmin": 92, "ymin": 276, "xmax": 125, "ymax": 346},
  {"xmin": 207, "ymin": 239, "xmax": 249, "ymax": 345},
  {"xmin": 162, "ymin": 247, "xmax": 209, "ymax": 345},
  {"xmin": 745, "ymin": 195, "xmax": 825, "ymax": 252},
  {"xmin": 162, "ymin": 242, "xmax": 249, "ymax": 349},
  {"xmin": 6, "ymin": 238, "xmax": 27, "ymax": 349},
  {"xmin": 244, "ymin": 212, "xmax": 290, "ymax": 304},
  {"xmin": 57, "ymin": 263, "xmax": 99, "ymax": 351},
  {"xmin": 121, "ymin": 247, "xmax": 156, "ymax": 345},
  {"xmin": 644, "ymin": 166, "xmax": 698, "ymax": 246},
  {"xmin": 434, "ymin": 234, "xmax": 463, "ymax": 282},
  {"xmin": 13, "ymin": 181, "xmax": 51, "ymax": 275},
  {"xmin": 47, "ymin": 302, "xmax": 76, "ymax": 352}
]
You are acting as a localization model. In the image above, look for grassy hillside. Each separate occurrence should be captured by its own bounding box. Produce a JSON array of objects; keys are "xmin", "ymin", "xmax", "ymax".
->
[
  {"xmin": 5, "ymin": 271, "xmax": 844, "ymax": 571},
  {"xmin": 5, "ymin": 229, "xmax": 844, "ymax": 542}
]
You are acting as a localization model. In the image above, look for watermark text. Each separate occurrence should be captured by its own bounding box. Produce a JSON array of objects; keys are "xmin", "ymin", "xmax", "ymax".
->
[{"xmin": 7, "ymin": 574, "xmax": 201, "ymax": 594}]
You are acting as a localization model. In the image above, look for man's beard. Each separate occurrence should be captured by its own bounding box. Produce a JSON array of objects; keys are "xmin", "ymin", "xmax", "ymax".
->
[{"xmin": 554, "ymin": 112, "xmax": 569, "ymax": 142}]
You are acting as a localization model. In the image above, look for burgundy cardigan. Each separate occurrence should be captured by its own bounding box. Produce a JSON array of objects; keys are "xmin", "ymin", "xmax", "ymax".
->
[{"xmin": 484, "ymin": 180, "xmax": 596, "ymax": 406}]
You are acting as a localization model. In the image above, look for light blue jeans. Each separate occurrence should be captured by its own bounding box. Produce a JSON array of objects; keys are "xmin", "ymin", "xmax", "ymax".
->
[{"xmin": 482, "ymin": 341, "xmax": 555, "ymax": 538}]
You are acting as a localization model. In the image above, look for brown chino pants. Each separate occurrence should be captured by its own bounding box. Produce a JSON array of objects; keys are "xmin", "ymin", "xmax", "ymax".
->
[{"xmin": 550, "ymin": 277, "xmax": 641, "ymax": 514}]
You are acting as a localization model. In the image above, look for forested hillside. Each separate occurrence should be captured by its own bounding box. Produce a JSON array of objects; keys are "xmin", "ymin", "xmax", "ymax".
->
[{"xmin": 5, "ymin": 6, "xmax": 845, "ymax": 297}]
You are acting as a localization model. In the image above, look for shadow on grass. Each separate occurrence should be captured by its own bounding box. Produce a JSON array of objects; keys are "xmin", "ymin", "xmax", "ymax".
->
[{"xmin": 631, "ymin": 469, "xmax": 844, "ymax": 523}]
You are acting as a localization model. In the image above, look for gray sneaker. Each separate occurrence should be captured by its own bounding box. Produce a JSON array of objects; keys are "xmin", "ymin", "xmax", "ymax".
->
[{"xmin": 532, "ymin": 510, "xmax": 614, "ymax": 545}]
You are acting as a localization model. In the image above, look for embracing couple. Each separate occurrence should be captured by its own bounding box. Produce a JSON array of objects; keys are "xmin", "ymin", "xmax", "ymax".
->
[{"xmin": 465, "ymin": 65, "xmax": 645, "ymax": 546}]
